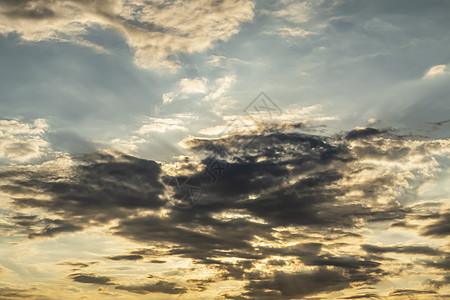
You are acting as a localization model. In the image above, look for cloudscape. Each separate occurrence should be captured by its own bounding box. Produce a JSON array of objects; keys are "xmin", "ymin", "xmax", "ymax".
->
[{"xmin": 0, "ymin": 1, "xmax": 449, "ymax": 299}]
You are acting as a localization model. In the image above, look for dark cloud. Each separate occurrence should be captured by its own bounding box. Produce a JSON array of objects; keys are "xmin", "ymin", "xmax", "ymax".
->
[
  {"xmin": 187, "ymin": 278, "xmax": 215, "ymax": 292},
  {"xmin": 267, "ymin": 259, "xmax": 286, "ymax": 266},
  {"xmin": 307, "ymin": 255, "xmax": 380, "ymax": 269},
  {"xmin": 341, "ymin": 293, "xmax": 380, "ymax": 299},
  {"xmin": 105, "ymin": 254, "xmax": 143, "ymax": 261},
  {"xmin": 345, "ymin": 128, "xmax": 385, "ymax": 140},
  {"xmin": 68, "ymin": 273, "xmax": 115, "ymax": 285},
  {"xmin": 1, "ymin": 151, "xmax": 165, "ymax": 236},
  {"xmin": 115, "ymin": 281, "xmax": 187, "ymax": 295},
  {"xmin": 241, "ymin": 267, "xmax": 384, "ymax": 299},
  {"xmin": 0, "ymin": 287, "xmax": 32, "ymax": 299},
  {"xmin": 423, "ymin": 255, "xmax": 450, "ymax": 271},
  {"xmin": 421, "ymin": 212, "xmax": 450, "ymax": 237},
  {"xmin": 150, "ymin": 259, "xmax": 166, "ymax": 264},
  {"xmin": 389, "ymin": 289, "xmax": 437, "ymax": 297},
  {"xmin": 362, "ymin": 244, "xmax": 442, "ymax": 256},
  {"xmin": 427, "ymin": 275, "xmax": 450, "ymax": 289},
  {"xmin": 7, "ymin": 215, "xmax": 82, "ymax": 238},
  {"xmin": 113, "ymin": 214, "xmax": 272, "ymax": 264},
  {"xmin": 110, "ymin": 126, "xmax": 447, "ymax": 298},
  {"xmin": 58, "ymin": 261, "xmax": 98, "ymax": 269},
  {"xmin": 0, "ymin": 124, "xmax": 448, "ymax": 299}
]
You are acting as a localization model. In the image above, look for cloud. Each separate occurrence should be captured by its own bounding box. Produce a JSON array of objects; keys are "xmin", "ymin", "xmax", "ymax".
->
[
  {"xmin": 58, "ymin": 261, "xmax": 99, "ymax": 269},
  {"xmin": 424, "ymin": 64, "xmax": 449, "ymax": 78},
  {"xmin": 0, "ymin": 287, "xmax": 34, "ymax": 299},
  {"xmin": 0, "ymin": 0, "xmax": 254, "ymax": 70},
  {"xmin": 1, "ymin": 123, "xmax": 449, "ymax": 298},
  {"xmin": 0, "ymin": 118, "xmax": 49, "ymax": 163},
  {"xmin": 420, "ymin": 211, "xmax": 450, "ymax": 237},
  {"xmin": 69, "ymin": 273, "xmax": 115, "ymax": 285},
  {"xmin": 242, "ymin": 267, "xmax": 382, "ymax": 299},
  {"xmin": 423, "ymin": 255, "xmax": 450, "ymax": 270},
  {"xmin": 427, "ymin": 274, "xmax": 450, "ymax": 289},
  {"xmin": 361, "ymin": 244, "xmax": 442, "ymax": 256},
  {"xmin": 203, "ymin": 75, "xmax": 235, "ymax": 102},
  {"xmin": 345, "ymin": 127, "xmax": 386, "ymax": 140},
  {"xmin": 180, "ymin": 77, "xmax": 208, "ymax": 94},
  {"xmin": 137, "ymin": 117, "xmax": 188, "ymax": 134},
  {"xmin": 341, "ymin": 294, "xmax": 380, "ymax": 299},
  {"xmin": 268, "ymin": 26, "xmax": 314, "ymax": 38},
  {"xmin": 273, "ymin": 1, "xmax": 312, "ymax": 23},
  {"xmin": 115, "ymin": 280, "xmax": 187, "ymax": 295},
  {"xmin": 105, "ymin": 254, "xmax": 143, "ymax": 261},
  {"xmin": 0, "ymin": 150, "xmax": 165, "ymax": 234},
  {"xmin": 389, "ymin": 289, "xmax": 437, "ymax": 297},
  {"xmin": 207, "ymin": 55, "xmax": 255, "ymax": 68}
]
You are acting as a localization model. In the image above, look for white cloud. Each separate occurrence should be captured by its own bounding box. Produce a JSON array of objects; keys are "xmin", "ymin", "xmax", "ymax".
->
[
  {"xmin": 270, "ymin": 26, "xmax": 314, "ymax": 38},
  {"xmin": 162, "ymin": 92, "xmax": 175, "ymax": 104},
  {"xmin": 137, "ymin": 117, "xmax": 188, "ymax": 134},
  {"xmin": 180, "ymin": 77, "xmax": 208, "ymax": 94},
  {"xmin": 0, "ymin": 0, "xmax": 255, "ymax": 70},
  {"xmin": 0, "ymin": 119, "xmax": 49, "ymax": 163},
  {"xmin": 273, "ymin": 1, "xmax": 312, "ymax": 23},
  {"xmin": 423, "ymin": 64, "xmax": 449, "ymax": 78},
  {"xmin": 203, "ymin": 76, "xmax": 235, "ymax": 101},
  {"xmin": 207, "ymin": 55, "xmax": 257, "ymax": 68},
  {"xmin": 110, "ymin": 136, "xmax": 146, "ymax": 153}
]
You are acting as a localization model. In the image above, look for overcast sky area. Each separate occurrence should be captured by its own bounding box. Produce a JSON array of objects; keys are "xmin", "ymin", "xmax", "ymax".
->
[{"xmin": 0, "ymin": 0, "xmax": 449, "ymax": 299}]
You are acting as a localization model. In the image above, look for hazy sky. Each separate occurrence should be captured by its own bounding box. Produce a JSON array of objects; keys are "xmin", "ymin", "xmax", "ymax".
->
[{"xmin": 0, "ymin": 1, "xmax": 449, "ymax": 299}]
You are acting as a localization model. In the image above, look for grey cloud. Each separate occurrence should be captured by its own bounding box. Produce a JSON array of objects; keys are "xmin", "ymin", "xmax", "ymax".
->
[
  {"xmin": 115, "ymin": 280, "xmax": 187, "ymax": 295},
  {"xmin": 421, "ymin": 212, "xmax": 450, "ymax": 238},
  {"xmin": 68, "ymin": 273, "xmax": 115, "ymax": 285},
  {"xmin": 0, "ymin": 287, "xmax": 34, "ymax": 299},
  {"xmin": 362, "ymin": 244, "xmax": 443, "ymax": 256},
  {"xmin": 58, "ymin": 261, "xmax": 98, "ymax": 269},
  {"xmin": 8, "ymin": 215, "xmax": 82, "ymax": 238},
  {"xmin": 241, "ymin": 267, "xmax": 384, "ymax": 299},
  {"xmin": 114, "ymin": 214, "xmax": 272, "ymax": 264},
  {"xmin": 185, "ymin": 129, "xmax": 418, "ymax": 229},
  {"xmin": 345, "ymin": 128, "xmax": 385, "ymax": 140},
  {"xmin": 1, "ymin": 124, "xmax": 449, "ymax": 299},
  {"xmin": 423, "ymin": 256, "xmax": 450, "ymax": 271},
  {"xmin": 308, "ymin": 255, "xmax": 380, "ymax": 269},
  {"xmin": 105, "ymin": 254, "xmax": 143, "ymax": 261},
  {"xmin": 427, "ymin": 275, "xmax": 450, "ymax": 289},
  {"xmin": 341, "ymin": 294, "xmax": 380, "ymax": 299},
  {"xmin": 1, "ymin": 151, "xmax": 166, "ymax": 235},
  {"xmin": 389, "ymin": 289, "xmax": 437, "ymax": 297},
  {"xmin": 150, "ymin": 260, "xmax": 166, "ymax": 264}
]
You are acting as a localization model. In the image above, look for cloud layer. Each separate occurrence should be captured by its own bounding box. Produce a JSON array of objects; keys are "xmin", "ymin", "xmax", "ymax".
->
[
  {"xmin": 1, "ymin": 122, "xmax": 449, "ymax": 299},
  {"xmin": 0, "ymin": 0, "xmax": 254, "ymax": 70}
]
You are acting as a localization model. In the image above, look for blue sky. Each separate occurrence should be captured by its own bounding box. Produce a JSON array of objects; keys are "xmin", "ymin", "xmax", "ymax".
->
[
  {"xmin": 0, "ymin": 0, "xmax": 448, "ymax": 161},
  {"xmin": 0, "ymin": 1, "xmax": 449, "ymax": 299}
]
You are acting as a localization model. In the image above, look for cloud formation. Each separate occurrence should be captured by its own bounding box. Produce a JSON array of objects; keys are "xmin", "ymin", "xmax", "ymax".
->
[
  {"xmin": 0, "ymin": 0, "xmax": 254, "ymax": 70},
  {"xmin": 424, "ymin": 64, "xmax": 449, "ymax": 78},
  {"xmin": 1, "ymin": 122, "xmax": 449, "ymax": 298},
  {"xmin": 0, "ymin": 118, "xmax": 49, "ymax": 163}
]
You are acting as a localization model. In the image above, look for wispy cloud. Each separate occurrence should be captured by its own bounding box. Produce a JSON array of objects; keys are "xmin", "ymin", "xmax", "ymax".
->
[{"xmin": 424, "ymin": 64, "xmax": 449, "ymax": 78}]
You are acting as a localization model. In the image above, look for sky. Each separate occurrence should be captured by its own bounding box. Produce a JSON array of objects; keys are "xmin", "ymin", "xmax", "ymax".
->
[{"xmin": 0, "ymin": 0, "xmax": 449, "ymax": 299}]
